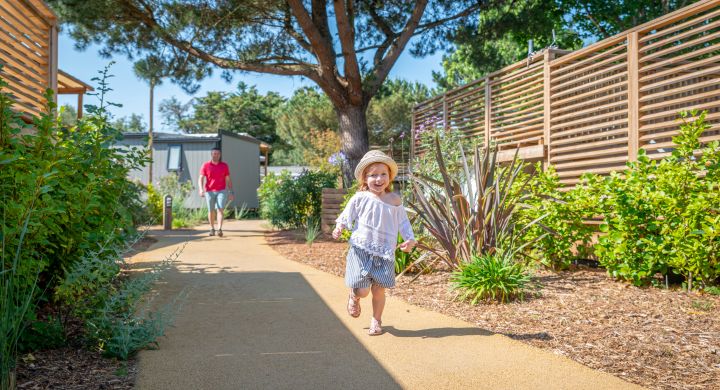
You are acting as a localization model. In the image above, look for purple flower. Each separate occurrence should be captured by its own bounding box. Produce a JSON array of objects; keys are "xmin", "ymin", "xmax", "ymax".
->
[
  {"xmin": 328, "ymin": 151, "xmax": 347, "ymax": 166},
  {"xmin": 400, "ymin": 131, "xmax": 406, "ymax": 139}
]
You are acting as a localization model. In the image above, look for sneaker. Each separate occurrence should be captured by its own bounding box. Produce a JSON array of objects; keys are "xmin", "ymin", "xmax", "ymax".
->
[
  {"xmin": 368, "ymin": 318, "xmax": 382, "ymax": 336},
  {"xmin": 347, "ymin": 292, "xmax": 361, "ymax": 318},
  {"xmin": 209, "ymin": 229, "xmax": 215, "ymax": 236},
  {"xmin": 218, "ymin": 229, "xmax": 223, "ymax": 237}
]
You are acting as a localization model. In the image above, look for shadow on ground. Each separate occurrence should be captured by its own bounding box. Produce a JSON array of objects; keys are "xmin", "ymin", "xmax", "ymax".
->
[{"xmin": 134, "ymin": 265, "xmax": 402, "ymax": 390}]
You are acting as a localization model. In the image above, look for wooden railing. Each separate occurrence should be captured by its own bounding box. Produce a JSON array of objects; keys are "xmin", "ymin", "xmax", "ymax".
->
[
  {"xmin": 0, "ymin": 0, "xmax": 58, "ymax": 118},
  {"xmin": 412, "ymin": 0, "xmax": 720, "ymax": 185}
]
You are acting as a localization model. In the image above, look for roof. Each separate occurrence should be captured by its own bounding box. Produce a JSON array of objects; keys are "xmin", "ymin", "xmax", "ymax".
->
[
  {"xmin": 121, "ymin": 131, "xmax": 270, "ymax": 152},
  {"xmin": 58, "ymin": 70, "xmax": 94, "ymax": 94},
  {"xmin": 122, "ymin": 132, "xmax": 220, "ymax": 143}
]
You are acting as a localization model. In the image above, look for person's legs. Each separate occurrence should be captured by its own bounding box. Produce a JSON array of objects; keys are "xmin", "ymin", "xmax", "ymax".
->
[
  {"xmin": 370, "ymin": 284, "xmax": 386, "ymax": 321},
  {"xmin": 368, "ymin": 284, "xmax": 386, "ymax": 335},
  {"xmin": 206, "ymin": 192, "xmax": 217, "ymax": 234},
  {"xmin": 216, "ymin": 191, "xmax": 227, "ymax": 235}
]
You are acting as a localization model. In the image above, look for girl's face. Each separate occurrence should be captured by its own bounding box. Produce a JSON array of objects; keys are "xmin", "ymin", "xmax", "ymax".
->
[{"xmin": 364, "ymin": 163, "xmax": 390, "ymax": 194}]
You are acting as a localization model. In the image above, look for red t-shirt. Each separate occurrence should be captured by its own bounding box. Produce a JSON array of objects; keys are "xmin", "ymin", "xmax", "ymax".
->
[{"xmin": 200, "ymin": 161, "xmax": 230, "ymax": 191}]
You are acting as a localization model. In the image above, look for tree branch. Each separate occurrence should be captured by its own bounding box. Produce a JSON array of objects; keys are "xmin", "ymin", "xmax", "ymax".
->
[
  {"xmin": 364, "ymin": 0, "xmax": 430, "ymax": 101},
  {"xmin": 120, "ymin": 1, "xmax": 319, "ymax": 80},
  {"xmin": 334, "ymin": 0, "xmax": 363, "ymax": 104},
  {"xmin": 287, "ymin": 0, "xmax": 338, "ymax": 73}
]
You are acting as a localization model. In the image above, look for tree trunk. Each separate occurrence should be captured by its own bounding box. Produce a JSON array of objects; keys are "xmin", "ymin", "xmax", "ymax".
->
[
  {"xmin": 148, "ymin": 82, "xmax": 154, "ymax": 185},
  {"xmin": 336, "ymin": 104, "xmax": 369, "ymax": 186}
]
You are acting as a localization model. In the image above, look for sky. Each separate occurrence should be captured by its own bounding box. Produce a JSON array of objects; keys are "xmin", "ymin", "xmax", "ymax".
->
[{"xmin": 56, "ymin": 31, "xmax": 446, "ymax": 133}]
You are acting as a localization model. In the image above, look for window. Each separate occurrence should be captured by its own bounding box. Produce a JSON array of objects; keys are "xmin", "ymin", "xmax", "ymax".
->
[{"xmin": 167, "ymin": 144, "xmax": 182, "ymax": 171}]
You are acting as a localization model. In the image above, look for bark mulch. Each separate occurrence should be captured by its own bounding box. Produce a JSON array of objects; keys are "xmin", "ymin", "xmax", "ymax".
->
[
  {"xmin": 266, "ymin": 229, "xmax": 720, "ymax": 390},
  {"xmin": 13, "ymin": 237, "xmax": 158, "ymax": 389}
]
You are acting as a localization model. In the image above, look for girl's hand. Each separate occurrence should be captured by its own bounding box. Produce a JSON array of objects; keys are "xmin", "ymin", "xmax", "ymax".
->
[
  {"xmin": 399, "ymin": 239, "xmax": 416, "ymax": 253},
  {"xmin": 332, "ymin": 225, "xmax": 344, "ymax": 240}
]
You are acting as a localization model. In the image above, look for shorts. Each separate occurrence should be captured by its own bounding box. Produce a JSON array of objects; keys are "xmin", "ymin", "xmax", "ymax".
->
[
  {"xmin": 205, "ymin": 190, "xmax": 227, "ymax": 210},
  {"xmin": 345, "ymin": 245, "xmax": 395, "ymax": 289}
]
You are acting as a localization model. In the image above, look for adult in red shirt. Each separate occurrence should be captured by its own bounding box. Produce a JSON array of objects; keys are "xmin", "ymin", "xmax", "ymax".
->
[{"xmin": 198, "ymin": 147, "xmax": 234, "ymax": 236}]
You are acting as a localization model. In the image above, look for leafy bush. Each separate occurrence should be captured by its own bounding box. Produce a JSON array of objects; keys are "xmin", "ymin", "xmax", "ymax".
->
[
  {"xmin": 518, "ymin": 165, "xmax": 596, "ymax": 269},
  {"xmin": 146, "ymin": 183, "xmax": 163, "ymax": 222},
  {"xmin": 582, "ymin": 111, "xmax": 720, "ymax": 288},
  {"xmin": 259, "ymin": 170, "xmax": 336, "ymax": 229},
  {"xmin": 451, "ymin": 253, "xmax": 532, "ymax": 304},
  {"xmin": 0, "ymin": 68, "xmax": 147, "ymax": 293}
]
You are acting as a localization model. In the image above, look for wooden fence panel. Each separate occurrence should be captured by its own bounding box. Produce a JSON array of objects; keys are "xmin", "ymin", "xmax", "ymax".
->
[
  {"xmin": 637, "ymin": 5, "xmax": 720, "ymax": 159},
  {"xmin": 548, "ymin": 37, "xmax": 630, "ymax": 185},
  {"xmin": 490, "ymin": 55, "xmax": 545, "ymax": 150},
  {"xmin": 321, "ymin": 188, "xmax": 348, "ymax": 233},
  {"xmin": 411, "ymin": 0, "xmax": 720, "ymax": 186},
  {"xmin": 0, "ymin": 0, "xmax": 56, "ymax": 118}
]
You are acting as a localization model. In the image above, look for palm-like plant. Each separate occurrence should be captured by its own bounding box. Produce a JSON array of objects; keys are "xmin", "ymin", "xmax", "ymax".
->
[
  {"xmin": 133, "ymin": 55, "xmax": 167, "ymax": 184},
  {"xmin": 409, "ymin": 135, "xmax": 547, "ymax": 269}
]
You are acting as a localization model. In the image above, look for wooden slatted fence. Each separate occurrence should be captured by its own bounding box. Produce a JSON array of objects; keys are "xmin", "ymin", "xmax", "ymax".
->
[
  {"xmin": 321, "ymin": 188, "xmax": 348, "ymax": 233},
  {"xmin": 0, "ymin": 0, "xmax": 57, "ymax": 118},
  {"xmin": 412, "ymin": 0, "xmax": 720, "ymax": 185}
]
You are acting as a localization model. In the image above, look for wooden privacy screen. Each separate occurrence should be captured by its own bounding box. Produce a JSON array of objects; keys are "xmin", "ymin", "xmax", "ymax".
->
[
  {"xmin": 0, "ymin": 0, "xmax": 58, "ymax": 118},
  {"xmin": 321, "ymin": 188, "xmax": 348, "ymax": 233},
  {"xmin": 412, "ymin": 0, "xmax": 720, "ymax": 186}
]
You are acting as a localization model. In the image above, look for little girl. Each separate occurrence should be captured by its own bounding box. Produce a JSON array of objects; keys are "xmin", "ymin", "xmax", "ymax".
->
[{"xmin": 332, "ymin": 150, "xmax": 416, "ymax": 335}]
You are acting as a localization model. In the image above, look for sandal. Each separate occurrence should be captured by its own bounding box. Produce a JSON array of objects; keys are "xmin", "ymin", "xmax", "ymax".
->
[
  {"xmin": 347, "ymin": 292, "xmax": 361, "ymax": 318},
  {"xmin": 218, "ymin": 229, "xmax": 223, "ymax": 237},
  {"xmin": 368, "ymin": 318, "xmax": 382, "ymax": 336},
  {"xmin": 209, "ymin": 229, "xmax": 215, "ymax": 236}
]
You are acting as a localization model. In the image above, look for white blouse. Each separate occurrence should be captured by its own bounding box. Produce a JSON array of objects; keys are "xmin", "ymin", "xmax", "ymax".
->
[{"xmin": 335, "ymin": 191, "xmax": 415, "ymax": 261}]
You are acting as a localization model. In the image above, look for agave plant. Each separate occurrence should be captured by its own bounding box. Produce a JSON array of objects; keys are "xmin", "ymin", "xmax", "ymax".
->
[{"xmin": 409, "ymin": 135, "xmax": 547, "ymax": 269}]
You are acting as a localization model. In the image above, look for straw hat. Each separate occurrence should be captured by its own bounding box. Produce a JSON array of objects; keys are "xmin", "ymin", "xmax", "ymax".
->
[{"xmin": 354, "ymin": 150, "xmax": 398, "ymax": 182}]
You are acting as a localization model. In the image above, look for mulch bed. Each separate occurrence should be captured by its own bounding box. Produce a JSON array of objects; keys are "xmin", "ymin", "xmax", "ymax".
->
[
  {"xmin": 13, "ymin": 237, "xmax": 158, "ymax": 389},
  {"xmin": 266, "ymin": 229, "xmax": 720, "ymax": 390}
]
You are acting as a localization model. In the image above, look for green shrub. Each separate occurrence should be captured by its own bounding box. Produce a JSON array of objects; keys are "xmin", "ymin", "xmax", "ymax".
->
[
  {"xmin": 146, "ymin": 183, "xmax": 163, "ymax": 222},
  {"xmin": 451, "ymin": 253, "xmax": 532, "ymax": 304},
  {"xmin": 0, "ymin": 66, "xmax": 147, "ymax": 293},
  {"xmin": 518, "ymin": 164, "xmax": 596, "ymax": 269},
  {"xmin": 18, "ymin": 315, "xmax": 66, "ymax": 352},
  {"xmin": 580, "ymin": 111, "xmax": 720, "ymax": 288},
  {"xmin": 259, "ymin": 170, "xmax": 336, "ymax": 229}
]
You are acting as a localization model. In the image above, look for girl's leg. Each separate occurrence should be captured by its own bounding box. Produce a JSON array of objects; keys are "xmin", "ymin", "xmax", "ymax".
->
[{"xmin": 370, "ymin": 284, "xmax": 386, "ymax": 321}]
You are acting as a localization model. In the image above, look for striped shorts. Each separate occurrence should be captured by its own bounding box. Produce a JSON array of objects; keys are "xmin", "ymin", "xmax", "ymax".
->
[{"xmin": 345, "ymin": 245, "xmax": 395, "ymax": 289}]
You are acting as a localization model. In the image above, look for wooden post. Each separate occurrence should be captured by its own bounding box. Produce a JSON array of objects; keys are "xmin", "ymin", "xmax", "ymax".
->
[
  {"xmin": 77, "ymin": 93, "xmax": 83, "ymax": 118},
  {"xmin": 627, "ymin": 31, "xmax": 640, "ymax": 162},
  {"xmin": 543, "ymin": 50, "xmax": 552, "ymax": 167},
  {"xmin": 442, "ymin": 93, "xmax": 449, "ymax": 132},
  {"xmin": 48, "ymin": 24, "xmax": 58, "ymax": 104},
  {"xmin": 409, "ymin": 107, "xmax": 415, "ymax": 172},
  {"xmin": 484, "ymin": 77, "xmax": 491, "ymax": 148}
]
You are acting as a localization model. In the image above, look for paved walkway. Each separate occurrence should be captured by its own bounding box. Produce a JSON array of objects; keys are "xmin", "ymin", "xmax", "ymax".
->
[{"xmin": 128, "ymin": 220, "xmax": 642, "ymax": 390}]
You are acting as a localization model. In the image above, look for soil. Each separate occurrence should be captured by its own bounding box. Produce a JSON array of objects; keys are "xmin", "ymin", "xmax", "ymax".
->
[
  {"xmin": 266, "ymin": 229, "xmax": 720, "ymax": 390},
  {"xmin": 12, "ymin": 237, "xmax": 158, "ymax": 389}
]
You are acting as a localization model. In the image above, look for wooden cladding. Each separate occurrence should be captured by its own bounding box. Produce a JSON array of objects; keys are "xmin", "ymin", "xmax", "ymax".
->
[
  {"xmin": 0, "ymin": 0, "xmax": 57, "ymax": 118},
  {"xmin": 412, "ymin": 0, "xmax": 720, "ymax": 185}
]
